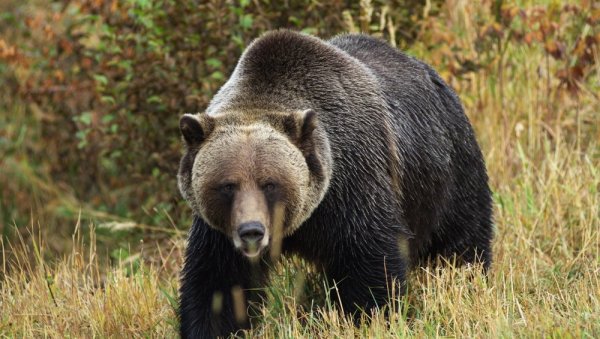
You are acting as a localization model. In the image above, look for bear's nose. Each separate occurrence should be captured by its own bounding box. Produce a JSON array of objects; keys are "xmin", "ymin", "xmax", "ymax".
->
[{"xmin": 237, "ymin": 222, "xmax": 265, "ymax": 245}]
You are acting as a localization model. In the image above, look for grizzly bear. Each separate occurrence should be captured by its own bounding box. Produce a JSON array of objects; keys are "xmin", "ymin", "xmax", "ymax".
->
[{"xmin": 178, "ymin": 30, "xmax": 493, "ymax": 338}]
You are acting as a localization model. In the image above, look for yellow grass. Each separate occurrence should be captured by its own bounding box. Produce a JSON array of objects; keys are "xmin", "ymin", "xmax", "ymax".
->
[
  {"xmin": 0, "ymin": 222, "xmax": 180, "ymax": 337},
  {"xmin": 1, "ymin": 1, "xmax": 598, "ymax": 338}
]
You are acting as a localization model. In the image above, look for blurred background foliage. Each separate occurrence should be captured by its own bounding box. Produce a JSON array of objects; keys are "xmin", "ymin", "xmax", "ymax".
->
[{"xmin": 0, "ymin": 0, "xmax": 598, "ymax": 256}]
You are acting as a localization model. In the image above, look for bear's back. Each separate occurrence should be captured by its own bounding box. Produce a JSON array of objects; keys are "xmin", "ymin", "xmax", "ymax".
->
[
  {"xmin": 328, "ymin": 34, "xmax": 462, "ymax": 123},
  {"xmin": 329, "ymin": 34, "xmax": 491, "ymax": 263},
  {"xmin": 207, "ymin": 31, "xmax": 381, "ymax": 117}
]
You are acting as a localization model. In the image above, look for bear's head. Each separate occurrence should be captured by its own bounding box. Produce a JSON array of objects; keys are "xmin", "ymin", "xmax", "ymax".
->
[{"xmin": 178, "ymin": 109, "xmax": 332, "ymax": 259}]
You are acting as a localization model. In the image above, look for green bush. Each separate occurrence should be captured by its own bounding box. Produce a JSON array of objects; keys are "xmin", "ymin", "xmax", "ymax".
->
[
  {"xmin": 1, "ymin": 0, "xmax": 441, "ymax": 231},
  {"xmin": 0, "ymin": 0, "xmax": 596, "ymax": 235}
]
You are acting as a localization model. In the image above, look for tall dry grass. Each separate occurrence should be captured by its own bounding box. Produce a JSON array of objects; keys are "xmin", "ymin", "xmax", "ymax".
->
[
  {"xmin": 1, "ymin": 0, "xmax": 598, "ymax": 337},
  {"xmin": 0, "ymin": 219, "xmax": 182, "ymax": 337}
]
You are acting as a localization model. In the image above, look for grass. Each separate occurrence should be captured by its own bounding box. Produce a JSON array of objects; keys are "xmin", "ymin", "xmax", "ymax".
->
[
  {"xmin": 1, "ymin": 1, "xmax": 599, "ymax": 338},
  {"xmin": 1, "ymin": 222, "xmax": 180, "ymax": 336}
]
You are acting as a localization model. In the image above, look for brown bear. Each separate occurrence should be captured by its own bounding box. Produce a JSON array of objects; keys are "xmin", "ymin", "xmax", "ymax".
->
[{"xmin": 178, "ymin": 30, "xmax": 493, "ymax": 338}]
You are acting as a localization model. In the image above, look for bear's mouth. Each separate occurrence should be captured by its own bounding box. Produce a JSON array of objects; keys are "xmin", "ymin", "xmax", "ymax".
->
[
  {"xmin": 232, "ymin": 229, "xmax": 270, "ymax": 259},
  {"xmin": 241, "ymin": 246, "xmax": 263, "ymax": 258}
]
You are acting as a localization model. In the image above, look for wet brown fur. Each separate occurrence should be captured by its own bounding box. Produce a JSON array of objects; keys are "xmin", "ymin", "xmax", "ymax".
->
[{"xmin": 178, "ymin": 31, "xmax": 493, "ymax": 339}]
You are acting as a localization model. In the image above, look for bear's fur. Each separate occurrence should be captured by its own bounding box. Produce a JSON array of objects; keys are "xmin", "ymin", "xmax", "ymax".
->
[{"xmin": 178, "ymin": 30, "xmax": 493, "ymax": 338}]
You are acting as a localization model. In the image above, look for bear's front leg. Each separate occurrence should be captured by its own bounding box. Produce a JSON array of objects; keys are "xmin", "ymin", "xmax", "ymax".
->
[
  {"xmin": 179, "ymin": 217, "xmax": 267, "ymax": 339},
  {"xmin": 325, "ymin": 235, "xmax": 408, "ymax": 321}
]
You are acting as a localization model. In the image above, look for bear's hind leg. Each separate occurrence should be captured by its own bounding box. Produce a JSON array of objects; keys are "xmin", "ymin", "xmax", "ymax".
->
[
  {"xmin": 324, "ymin": 237, "xmax": 408, "ymax": 322},
  {"xmin": 427, "ymin": 219, "xmax": 493, "ymax": 271}
]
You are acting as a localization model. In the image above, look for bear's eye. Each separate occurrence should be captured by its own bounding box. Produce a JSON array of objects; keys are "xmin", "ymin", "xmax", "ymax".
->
[
  {"xmin": 219, "ymin": 183, "xmax": 236, "ymax": 194},
  {"xmin": 262, "ymin": 182, "xmax": 277, "ymax": 193}
]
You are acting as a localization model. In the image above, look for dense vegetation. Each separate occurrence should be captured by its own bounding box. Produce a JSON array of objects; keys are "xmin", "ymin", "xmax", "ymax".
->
[{"xmin": 1, "ymin": 0, "xmax": 598, "ymax": 337}]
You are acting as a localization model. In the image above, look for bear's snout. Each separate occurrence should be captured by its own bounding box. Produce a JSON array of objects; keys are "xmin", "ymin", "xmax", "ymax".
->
[
  {"xmin": 232, "ymin": 218, "xmax": 270, "ymax": 258},
  {"xmin": 238, "ymin": 221, "xmax": 265, "ymax": 246},
  {"xmin": 230, "ymin": 189, "xmax": 271, "ymax": 258}
]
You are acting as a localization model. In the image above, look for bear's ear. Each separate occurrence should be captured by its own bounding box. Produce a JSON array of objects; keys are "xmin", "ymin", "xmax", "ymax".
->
[
  {"xmin": 282, "ymin": 109, "xmax": 318, "ymax": 147},
  {"xmin": 179, "ymin": 113, "xmax": 214, "ymax": 147},
  {"xmin": 283, "ymin": 109, "xmax": 323, "ymax": 176},
  {"xmin": 283, "ymin": 109, "xmax": 319, "ymax": 161}
]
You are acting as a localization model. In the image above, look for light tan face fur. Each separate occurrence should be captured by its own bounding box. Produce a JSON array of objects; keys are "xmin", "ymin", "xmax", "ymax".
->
[
  {"xmin": 190, "ymin": 122, "xmax": 311, "ymax": 257},
  {"xmin": 178, "ymin": 108, "xmax": 332, "ymax": 258}
]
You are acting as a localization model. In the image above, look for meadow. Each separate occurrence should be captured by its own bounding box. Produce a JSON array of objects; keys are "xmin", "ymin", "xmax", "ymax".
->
[{"xmin": 1, "ymin": 0, "xmax": 598, "ymax": 337}]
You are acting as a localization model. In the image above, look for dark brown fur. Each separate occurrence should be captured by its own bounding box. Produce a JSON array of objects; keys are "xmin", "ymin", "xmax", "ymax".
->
[{"xmin": 178, "ymin": 31, "xmax": 493, "ymax": 338}]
